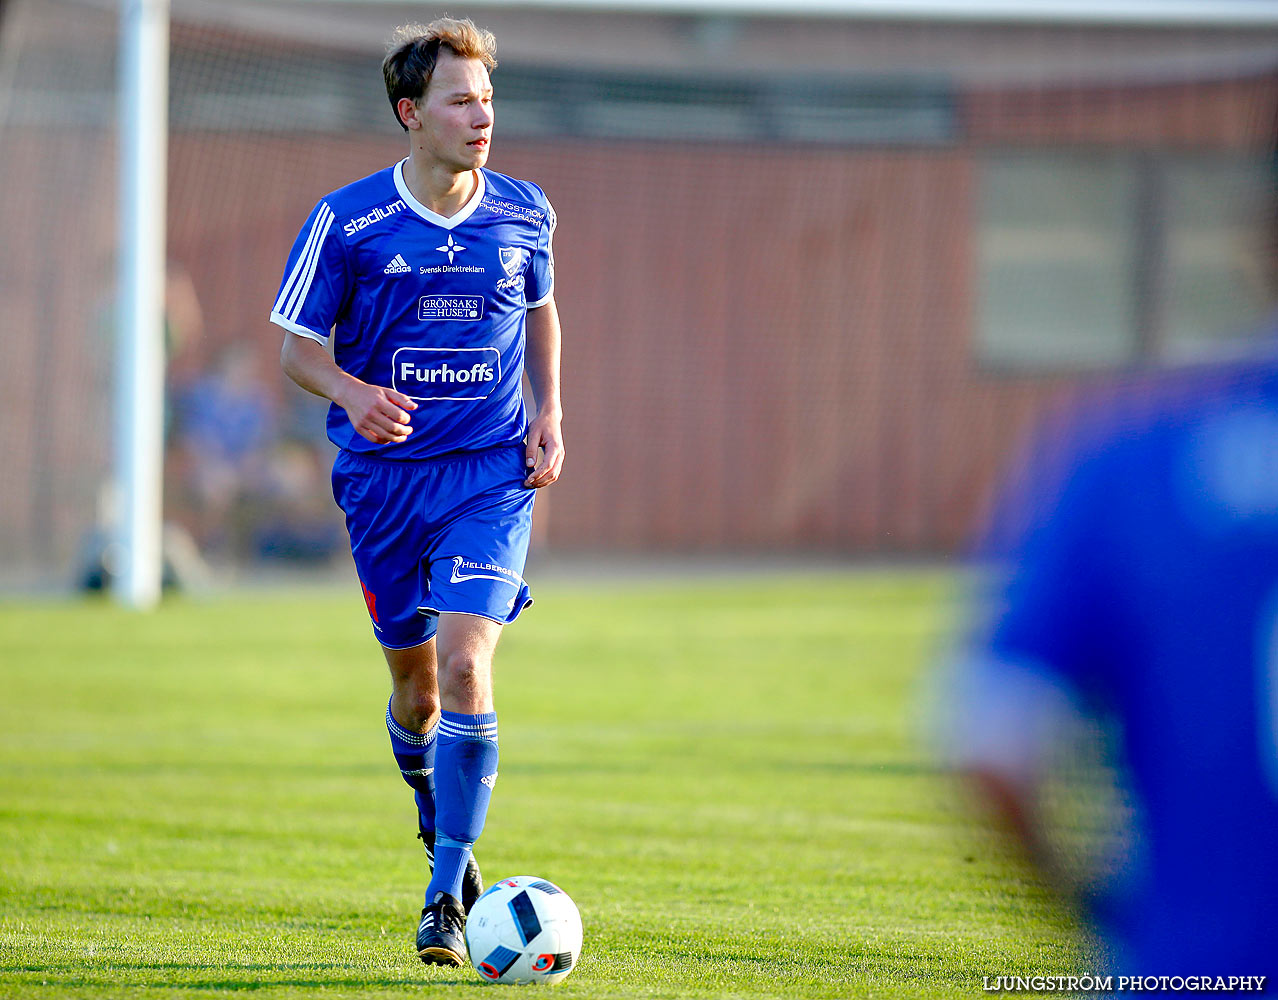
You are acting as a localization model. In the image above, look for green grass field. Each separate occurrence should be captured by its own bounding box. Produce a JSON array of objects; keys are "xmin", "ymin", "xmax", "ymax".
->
[{"xmin": 0, "ymin": 571, "xmax": 1083, "ymax": 998}]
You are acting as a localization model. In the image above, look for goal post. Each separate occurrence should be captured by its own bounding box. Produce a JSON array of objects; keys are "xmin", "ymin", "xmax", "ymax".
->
[{"xmin": 114, "ymin": 0, "xmax": 169, "ymax": 609}]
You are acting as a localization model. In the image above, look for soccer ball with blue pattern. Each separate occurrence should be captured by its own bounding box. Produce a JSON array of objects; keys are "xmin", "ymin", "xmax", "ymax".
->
[{"xmin": 464, "ymin": 875, "xmax": 583, "ymax": 984}]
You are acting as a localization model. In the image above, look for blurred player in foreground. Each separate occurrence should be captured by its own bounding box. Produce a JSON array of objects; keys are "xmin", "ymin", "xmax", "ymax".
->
[
  {"xmin": 270, "ymin": 19, "xmax": 563, "ymax": 967},
  {"xmin": 942, "ymin": 331, "xmax": 1278, "ymax": 980}
]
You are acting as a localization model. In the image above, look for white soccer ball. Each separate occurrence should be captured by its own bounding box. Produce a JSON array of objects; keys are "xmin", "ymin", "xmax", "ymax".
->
[{"xmin": 464, "ymin": 875, "xmax": 583, "ymax": 984}]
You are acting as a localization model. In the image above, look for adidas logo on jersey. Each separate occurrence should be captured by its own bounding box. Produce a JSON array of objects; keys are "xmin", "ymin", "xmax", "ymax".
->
[{"xmin": 383, "ymin": 253, "xmax": 411, "ymax": 275}]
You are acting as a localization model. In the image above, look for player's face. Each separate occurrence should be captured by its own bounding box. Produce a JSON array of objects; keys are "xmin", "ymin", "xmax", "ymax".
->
[{"xmin": 416, "ymin": 50, "xmax": 494, "ymax": 173}]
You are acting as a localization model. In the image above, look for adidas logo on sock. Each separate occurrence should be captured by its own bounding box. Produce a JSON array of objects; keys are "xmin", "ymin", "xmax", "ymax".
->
[
  {"xmin": 384, "ymin": 253, "xmax": 411, "ymax": 274},
  {"xmin": 480, "ymin": 772, "xmax": 498, "ymax": 789}
]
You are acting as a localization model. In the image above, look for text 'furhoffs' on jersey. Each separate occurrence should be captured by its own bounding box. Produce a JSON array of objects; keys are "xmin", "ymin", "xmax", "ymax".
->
[{"xmin": 270, "ymin": 160, "xmax": 556, "ymax": 460}]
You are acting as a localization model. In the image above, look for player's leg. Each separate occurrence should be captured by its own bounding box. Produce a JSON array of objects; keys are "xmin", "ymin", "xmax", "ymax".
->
[
  {"xmin": 429, "ymin": 611, "xmax": 503, "ymax": 895},
  {"xmin": 414, "ymin": 446, "xmax": 534, "ymax": 966},
  {"xmin": 416, "ymin": 612, "xmax": 504, "ymax": 966},
  {"xmin": 382, "ymin": 640, "xmax": 441, "ymax": 843},
  {"xmin": 330, "ymin": 451, "xmax": 487, "ymax": 951},
  {"xmin": 383, "ymin": 639, "xmax": 485, "ymax": 919}
]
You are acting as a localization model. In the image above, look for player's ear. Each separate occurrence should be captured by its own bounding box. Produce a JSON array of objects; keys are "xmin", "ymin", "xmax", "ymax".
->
[{"xmin": 397, "ymin": 96, "xmax": 423, "ymax": 130}]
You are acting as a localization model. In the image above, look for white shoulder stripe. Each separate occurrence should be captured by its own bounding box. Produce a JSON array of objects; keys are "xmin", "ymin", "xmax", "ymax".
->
[
  {"xmin": 285, "ymin": 209, "xmax": 334, "ymax": 321},
  {"xmin": 273, "ymin": 202, "xmax": 332, "ymax": 314},
  {"xmin": 275, "ymin": 203, "xmax": 334, "ymax": 319},
  {"xmin": 283, "ymin": 204, "xmax": 335, "ymax": 321},
  {"xmin": 273, "ymin": 202, "xmax": 333, "ymax": 314}
]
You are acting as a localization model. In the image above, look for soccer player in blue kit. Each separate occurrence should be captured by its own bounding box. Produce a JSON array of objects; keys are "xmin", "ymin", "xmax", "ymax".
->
[
  {"xmin": 944, "ymin": 346, "xmax": 1278, "ymax": 982},
  {"xmin": 270, "ymin": 19, "xmax": 564, "ymax": 967}
]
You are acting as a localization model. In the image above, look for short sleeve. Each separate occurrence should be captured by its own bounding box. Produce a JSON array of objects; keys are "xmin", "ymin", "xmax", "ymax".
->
[
  {"xmin": 269, "ymin": 200, "xmax": 351, "ymax": 344},
  {"xmin": 525, "ymin": 198, "xmax": 556, "ymax": 309}
]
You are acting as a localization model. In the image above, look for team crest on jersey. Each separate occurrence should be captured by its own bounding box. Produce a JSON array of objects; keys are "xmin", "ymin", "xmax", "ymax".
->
[{"xmin": 499, "ymin": 246, "xmax": 525, "ymax": 278}]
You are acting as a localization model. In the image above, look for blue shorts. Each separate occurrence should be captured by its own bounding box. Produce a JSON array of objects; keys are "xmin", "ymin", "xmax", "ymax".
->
[{"xmin": 331, "ymin": 445, "xmax": 535, "ymax": 649}]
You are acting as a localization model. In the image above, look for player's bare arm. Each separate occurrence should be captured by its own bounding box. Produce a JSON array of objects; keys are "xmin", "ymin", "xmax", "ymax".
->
[
  {"xmin": 523, "ymin": 298, "xmax": 564, "ymax": 489},
  {"xmin": 280, "ymin": 333, "xmax": 417, "ymax": 444}
]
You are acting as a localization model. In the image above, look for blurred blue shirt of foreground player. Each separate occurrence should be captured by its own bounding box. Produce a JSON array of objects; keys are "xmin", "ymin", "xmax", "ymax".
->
[{"xmin": 942, "ymin": 333, "xmax": 1278, "ymax": 978}]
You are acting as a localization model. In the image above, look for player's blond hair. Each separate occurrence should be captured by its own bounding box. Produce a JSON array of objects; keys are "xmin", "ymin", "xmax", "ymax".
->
[{"xmin": 382, "ymin": 18, "xmax": 498, "ymax": 131}]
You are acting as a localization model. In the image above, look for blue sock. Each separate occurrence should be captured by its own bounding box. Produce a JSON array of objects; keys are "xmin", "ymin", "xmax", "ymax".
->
[
  {"xmin": 425, "ymin": 710, "xmax": 499, "ymax": 904},
  {"xmin": 385, "ymin": 699, "xmax": 437, "ymax": 836}
]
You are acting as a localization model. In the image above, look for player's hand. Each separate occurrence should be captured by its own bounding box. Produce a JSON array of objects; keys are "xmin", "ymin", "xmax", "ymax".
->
[
  {"xmin": 524, "ymin": 410, "xmax": 564, "ymax": 488},
  {"xmin": 336, "ymin": 379, "xmax": 417, "ymax": 444}
]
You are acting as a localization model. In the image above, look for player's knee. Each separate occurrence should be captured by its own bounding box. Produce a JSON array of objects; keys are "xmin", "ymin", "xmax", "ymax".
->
[
  {"xmin": 398, "ymin": 690, "xmax": 440, "ymax": 730},
  {"xmin": 437, "ymin": 648, "xmax": 493, "ymax": 712}
]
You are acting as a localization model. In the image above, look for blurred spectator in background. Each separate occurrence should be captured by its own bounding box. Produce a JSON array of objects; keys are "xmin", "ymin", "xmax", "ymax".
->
[
  {"xmin": 165, "ymin": 338, "xmax": 344, "ymax": 566},
  {"xmin": 168, "ymin": 339, "xmax": 277, "ymax": 558},
  {"xmin": 163, "ymin": 261, "xmax": 208, "ymax": 385},
  {"xmin": 939, "ymin": 334, "xmax": 1278, "ymax": 980},
  {"xmin": 247, "ymin": 431, "xmax": 343, "ymax": 564}
]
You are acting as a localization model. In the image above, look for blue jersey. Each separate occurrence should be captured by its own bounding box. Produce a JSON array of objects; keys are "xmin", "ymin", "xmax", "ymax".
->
[
  {"xmin": 968, "ymin": 348, "xmax": 1278, "ymax": 973},
  {"xmin": 270, "ymin": 160, "xmax": 555, "ymax": 460}
]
